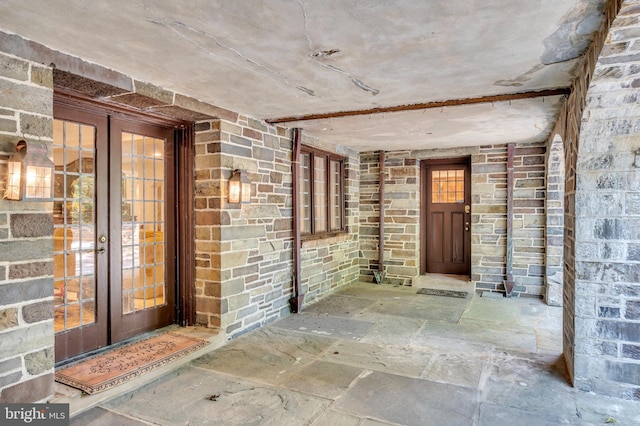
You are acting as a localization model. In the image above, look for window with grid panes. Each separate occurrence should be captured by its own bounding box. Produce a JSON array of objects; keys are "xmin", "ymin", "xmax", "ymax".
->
[{"xmin": 299, "ymin": 146, "xmax": 345, "ymax": 236}]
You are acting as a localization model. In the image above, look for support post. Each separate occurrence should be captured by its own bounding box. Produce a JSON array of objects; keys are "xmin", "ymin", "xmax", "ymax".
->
[
  {"xmin": 290, "ymin": 128, "xmax": 305, "ymax": 312},
  {"xmin": 504, "ymin": 143, "xmax": 515, "ymax": 296},
  {"xmin": 374, "ymin": 151, "xmax": 386, "ymax": 284}
]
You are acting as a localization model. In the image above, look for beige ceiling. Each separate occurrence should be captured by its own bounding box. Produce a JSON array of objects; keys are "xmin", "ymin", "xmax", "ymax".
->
[{"xmin": 0, "ymin": 0, "xmax": 607, "ymax": 151}]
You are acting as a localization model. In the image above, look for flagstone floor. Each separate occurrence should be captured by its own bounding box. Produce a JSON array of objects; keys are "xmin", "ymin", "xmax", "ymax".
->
[{"xmin": 69, "ymin": 281, "xmax": 640, "ymax": 425}]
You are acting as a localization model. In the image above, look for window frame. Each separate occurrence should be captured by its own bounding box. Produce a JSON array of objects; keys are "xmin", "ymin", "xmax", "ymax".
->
[{"xmin": 299, "ymin": 145, "xmax": 346, "ymax": 239}]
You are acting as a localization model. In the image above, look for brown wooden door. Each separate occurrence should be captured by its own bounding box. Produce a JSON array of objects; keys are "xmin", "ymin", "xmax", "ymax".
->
[
  {"xmin": 109, "ymin": 117, "xmax": 176, "ymax": 343},
  {"xmin": 423, "ymin": 160, "xmax": 471, "ymax": 275},
  {"xmin": 53, "ymin": 104, "xmax": 176, "ymax": 362},
  {"xmin": 53, "ymin": 105, "xmax": 109, "ymax": 361}
]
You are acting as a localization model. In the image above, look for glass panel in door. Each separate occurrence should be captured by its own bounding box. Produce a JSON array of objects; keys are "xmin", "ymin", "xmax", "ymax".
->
[
  {"xmin": 109, "ymin": 118, "xmax": 175, "ymax": 343},
  {"xmin": 52, "ymin": 104, "xmax": 109, "ymax": 362},
  {"xmin": 53, "ymin": 119, "xmax": 97, "ymax": 332},
  {"xmin": 121, "ymin": 132, "xmax": 166, "ymax": 315}
]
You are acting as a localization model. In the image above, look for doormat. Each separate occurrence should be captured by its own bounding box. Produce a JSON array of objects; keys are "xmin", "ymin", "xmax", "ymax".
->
[
  {"xmin": 55, "ymin": 332, "xmax": 209, "ymax": 395},
  {"xmin": 417, "ymin": 288, "xmax": 469, "ymax": 299}
]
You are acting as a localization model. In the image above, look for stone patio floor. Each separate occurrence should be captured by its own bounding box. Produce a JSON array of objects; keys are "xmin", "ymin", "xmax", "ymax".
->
[{"xmin": 70, "ymin": 282, "xmax": 640, "ymax": 425}]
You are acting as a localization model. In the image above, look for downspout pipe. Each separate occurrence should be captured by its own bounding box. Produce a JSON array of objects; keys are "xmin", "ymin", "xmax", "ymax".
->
[
  {"xmin": 504, "ymin": 143, "xmax": 515, "ymax": 296},
  {"xmin": 374, "ymin": 151, "xmax": 386, "ymax": 284},
  {"xmin": 290, "ymin": 128, "xmax": 305, "ymax": 312}
]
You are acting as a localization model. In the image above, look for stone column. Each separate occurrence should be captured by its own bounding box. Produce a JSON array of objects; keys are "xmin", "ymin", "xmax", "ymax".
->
[
  {"xmin": 573, "ymin": 0, "xmax": 640, "ymax": 399},
  {"xmin": 0, "ymin": 52, "xmax": 55, "ymax": 403}
]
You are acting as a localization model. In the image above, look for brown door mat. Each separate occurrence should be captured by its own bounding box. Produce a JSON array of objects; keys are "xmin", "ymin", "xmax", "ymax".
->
[{"xmin": 55, "ymin": 332, "xmax": 209, "ymax": 394}]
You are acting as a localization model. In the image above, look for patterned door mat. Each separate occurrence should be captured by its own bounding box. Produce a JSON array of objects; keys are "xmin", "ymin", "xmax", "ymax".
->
[
  {"xmin": 417, "ymin": 288, "xmax": 469, "ymax": 299},
  {"xmin": 55, "ymin": 332, "xmax": 209, "ymax": 394}
]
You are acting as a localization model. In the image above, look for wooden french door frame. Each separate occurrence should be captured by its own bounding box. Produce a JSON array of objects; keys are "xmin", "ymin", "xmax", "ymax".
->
[
  {"xmin": 109, "ymin": 117, "xmax": 176, "ymax": 343},
  {"xmin": 53, "ymin": 104, "xmax": 109, "ymax": 361},
  {"xmin": 420, "ymin": 157, "xmax": 472, "ymax": 276},
  {"xmin": 53, "ymin": 91, "xmax": 195, "ymax": 362}
]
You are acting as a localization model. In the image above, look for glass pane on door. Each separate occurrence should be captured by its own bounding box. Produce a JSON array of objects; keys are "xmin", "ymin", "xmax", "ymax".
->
[
  {"xmin": 53, "ymin": 119, "xmax": 96, "ymax": 332},
  {"xmin": 121, "ymin": 132, "xmax": 166, "ymax": 315},
  {"xmin": 431, "ymin": 169, "xmax": 465, "ymax": 204}
]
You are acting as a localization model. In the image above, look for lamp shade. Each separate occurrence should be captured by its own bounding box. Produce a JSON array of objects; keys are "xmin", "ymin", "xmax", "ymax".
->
[
  {"xmin": 5, "ymin": 140, "xmax": 54, "ymax": 201},
  {"xmin": 228, "ymin": 169, "xmax": 250, "ymax": 204}
]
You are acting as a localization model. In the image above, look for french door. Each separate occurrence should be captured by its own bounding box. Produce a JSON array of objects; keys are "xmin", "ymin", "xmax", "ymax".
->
[{"xmin": 53, "ymin": 103, "xmax": 176, "ymax": 362}]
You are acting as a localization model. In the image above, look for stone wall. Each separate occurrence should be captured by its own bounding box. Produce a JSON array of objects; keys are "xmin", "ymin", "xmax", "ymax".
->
[
  {"xmin": 300, "ymin": 137, "xmax": 360, "ymax": 302},
  {"xmin": 545, "ymin": 135, "xmax": 565, "ymax": 306},
  {"xmin": 194, "ymin": 120, "xmax": 360, "ymax": 339},
  {"xmin": 359, "ymin": 143, "xmax": 547, "ymax": 297},
  {"xmin": 0, "ymin": 52, "xmax": 55, "ymax": 403},
  {"xmin": 548, "ymin": 0, "xmax": 623, "ymax": 394},
  {"xmin": 358, "ymin": 152, "xmax": 420, "ymax": 286},
  {"xmin": 571, "ymin": 0, "xmax": 640, "ymax": 400}
]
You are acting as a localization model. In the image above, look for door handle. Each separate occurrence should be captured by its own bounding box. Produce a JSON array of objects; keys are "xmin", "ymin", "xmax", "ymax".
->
[{"xmin": 96, "ymin": 235, "xmax": 107, "ymax": 253}]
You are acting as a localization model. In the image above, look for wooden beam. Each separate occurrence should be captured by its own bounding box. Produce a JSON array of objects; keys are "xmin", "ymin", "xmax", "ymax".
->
[{"xmin": 266, "ymin": 88, "xmax": 570, "ymax": 124}]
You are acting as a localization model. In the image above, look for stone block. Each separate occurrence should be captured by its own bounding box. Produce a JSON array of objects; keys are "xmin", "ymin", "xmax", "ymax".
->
[
  {"xmin": 0, "ymin": 373, "xmax": 54, "ymax": 403},
  {"xmin": 0, "ymin": 371, "xmax": 21, "ymax": 390},
  {"xmin": 599, "ymin": 306, "xmax": 621, "ymax": 318},
  {"xmin": 174, "ymin": 94, "xmax": 237, "ymax": 122},
  {"xmin": 19, "ymin": 114, "xmax": 52, "ymax": 137},
  {"xmin": 0, "ymin": 54, "xmax": 29, "ymax": 80},
  {"xmin": 0, "ymin": 279, "xmax": 51, "ymax": 305},
  {"xmin": 194, "ymin": 121, "xmax": 212, "ymax": 132},
  {"xmin": 196, "ymin": 296, "xmax": 221, "ymax": 316},
  {"xmin": 242, "ymin": 204, "xmax": 281, "ymax": 219},
  {"xmin": 133, "ymin": 80, "xmax": 174, "ymax": 104},
  {"xmin": 0, "ymin": 117, "xmax": 16, "ymax": 132},
  {"xmin": 242, "ymin": 127, "xmax": 263, "ymax": 141},
  {"xmin": 22, "ymin": 300, "xmax": 53, "ymax": 323},
  {"xmin": 622, "ymin": 344, "xmax": 640, "ymax": 360},
  {"xmin": 0, "ymin": 322, "xmax": 53, "ymax": 360},
  {"xmin": 0, "ymin": 308, "xmax": 18, "ymax": 331},
  {"xmin": 626, "ymin": 300, "xmax": 640, "ymax": 319},
  {"xmin": 221, "ymin": 225, "xmax": 265, "ymax": 240},
  {"xmin": 253, "ymin": 146, "xmax": 274, "ymax": 161},
  {"xmin": 10, "ymin": 214, "xmax": 53, "ymax": 238},
  {"xmin": 0, "ymin": 238, "xmax": 53, "ymax": 262},
  {"xmin": 597, "ymin": 320, "xmax": 640, "ymax": 341},
  {"xmin": 626, "ymin": 192, "xmax": 640, "ymax": 214},
  {"xmin": 24, "ymin": 347, "xmax": 54, "ymax": 375},
  {"xmin": 606, "ymin": 360, "xmax": 640, "ymax": 386},
  {"xmin": 228, "ymin": 293, "xmax": 251, "ymax": 311},
  {"xmin": 221, "ymin": 251, "xmax": 249, "ymax": 269},
  {"xmin": 9, "ymin": 261, "xmax": 53, "ymax": 280},
  {"xmin": 0, "ymin": 79, "xmax": 52, "ymax": 116}
]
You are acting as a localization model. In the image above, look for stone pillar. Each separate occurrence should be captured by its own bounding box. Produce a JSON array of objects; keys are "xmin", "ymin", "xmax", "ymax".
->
[
  {"xmin": 358, "ymin": 152, "xmax": 381, "ymax": 282},
  {"xmin": 546, "ymin": 135, "xmax": 565, "ymax": 306},
  {"xmin": 573, "ymin": 0, "xmax": 640, "ymax": 400},
  {"xmin": 384, "ymin": 152, "xmax": 420, "ymax": 285},
  {"xmin": 0, "ymin": 52, "xmax": 55, "ymax": 403}
]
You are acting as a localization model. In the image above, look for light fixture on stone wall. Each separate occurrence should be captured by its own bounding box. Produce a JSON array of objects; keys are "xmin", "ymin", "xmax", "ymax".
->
[
  {"xmin": 228, "ymin": 169, "xmax": 250, "ymax": 204},
  {"xmin": 5, "ymin": 140, "xmax": 54, "ymax": 201}
]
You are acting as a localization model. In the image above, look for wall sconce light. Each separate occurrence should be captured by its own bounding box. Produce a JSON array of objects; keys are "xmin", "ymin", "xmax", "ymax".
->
[
  {"xmin": 228, "ymin": 169, "xmax": 251, "ymax": 204},
  {"xmin": 5, "ymin": 140, "xmax": 55, "ymax": 201}
]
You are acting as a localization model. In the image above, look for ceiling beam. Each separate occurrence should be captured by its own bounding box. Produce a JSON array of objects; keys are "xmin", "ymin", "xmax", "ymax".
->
[{"xmin": 266, "ymin": 87, "xmax": 571, "ymax": 124}]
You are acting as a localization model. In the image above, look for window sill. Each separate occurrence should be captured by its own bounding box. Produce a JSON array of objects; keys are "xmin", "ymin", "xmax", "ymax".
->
[{"xmin": 301, "ymin": 231, "xmax": 349, "ymax": 248}]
